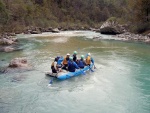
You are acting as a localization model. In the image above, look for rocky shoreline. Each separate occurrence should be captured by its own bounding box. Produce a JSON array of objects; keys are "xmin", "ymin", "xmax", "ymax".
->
[
  {"xmin": 98, "ymin": 20, "xmax": 150, "ymax": 44},
  {"xmin": 93, "ymin": 32, "xmax": 150, "ymax": 44},
  {"xmin": 114, "ymin": 32, "xmax": 150, "ymax": 44}
]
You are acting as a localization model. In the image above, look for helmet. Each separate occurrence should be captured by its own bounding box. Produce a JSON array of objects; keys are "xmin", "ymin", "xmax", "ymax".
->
[
  {"xmin": 74, "ymin": 51, "xmax": 77, "ymax": 55},
  {"xmin": 81, "ymin": 55, "xmax": 84, "ymax": 59},
  {"xmin": 70, "ymin": 57, "xmax": 73, "ymax": 60},
  {"xmin": 57, "ymin": 56, "xmax": 60, "ymax": 60},
  {"xmin": 66, "ymin": 53, "xmax": 70, "ymax": 56},
  {"xmin": 54, "ymin": 57, "xmax": 58, "ymax": 62},
  {"xmin": 88, "ymin": 53, "xmax": 91, "ymax": 56}
]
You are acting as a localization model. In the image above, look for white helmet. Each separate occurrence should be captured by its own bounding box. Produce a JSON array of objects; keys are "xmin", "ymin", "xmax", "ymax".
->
[
  {"xmin": 88, "ymin": 53, "xmax": 91, "ymax": 56},
  {"xmin": 66, "ymin": 53, "xmax": 70, "ymax": 56}
]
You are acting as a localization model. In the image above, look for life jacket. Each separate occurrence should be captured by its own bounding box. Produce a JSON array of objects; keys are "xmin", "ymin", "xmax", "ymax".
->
[
  {"xmin": 51, "ymin": 62, "xmax": 55, "ymax": 69},
  {"xmin": 63, "ymin": 57, "xmax": 69, "ymax": 65},
  {"xmin": 68, "ymin": 61, "xmax": 76, "ymax": 72},
  {"xmin": 51, "ymin": 61, "xmax": 58, "ymax": 73},
  {"xmin": 86, "ymin": 56, "xmax": 91, "ymax": 65},
  {"xmin": 78, "ymin": 59, "xmax": 85, "ymax": 68}
]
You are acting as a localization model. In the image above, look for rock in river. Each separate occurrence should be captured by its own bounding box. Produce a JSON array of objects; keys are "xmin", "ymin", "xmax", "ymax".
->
[
  {"xmin": 8, "ymin": 58, "xmax": 29, "ymax": 68},
  {"xmin": 100, "ymin": 21, "xmax": 126, "ymax": 35}
]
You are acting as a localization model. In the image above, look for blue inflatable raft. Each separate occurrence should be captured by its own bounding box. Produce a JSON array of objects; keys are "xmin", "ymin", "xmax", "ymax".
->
[
  {"xmin": 57, "ymin": 63, "xmax": 94, "ymax": 80},
  {"xmin": 46, "ymin": 63, "xmax": 94, "ymax": 80}
]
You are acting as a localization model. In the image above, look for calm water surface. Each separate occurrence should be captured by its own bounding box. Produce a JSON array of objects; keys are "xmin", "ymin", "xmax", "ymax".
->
[{"xmin": 0, "ymin": 31, "xmax": 150, "ymax": 113}]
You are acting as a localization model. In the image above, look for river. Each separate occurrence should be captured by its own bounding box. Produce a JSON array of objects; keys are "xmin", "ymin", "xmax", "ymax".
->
[{"xmin": 0, "ymin": 31, "xmax": 150, "ymax": 113}]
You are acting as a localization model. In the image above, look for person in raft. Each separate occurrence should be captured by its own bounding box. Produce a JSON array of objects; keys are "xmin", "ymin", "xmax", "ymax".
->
[
  {"xmin": 62, "ymin": 53, "xmax": 70, "ymax": 70},
  {"xmin": 72, "ymin": 51, "xmax": 78, "ymax": 62},
  {"xmin": 77, "ymin": 55, "xmax": 86, "ymax": 69},
  {"xmin": 68, "ymin": 57, "xmax": 80, "ymax": 72},
  {"xmin": 85, "ymin": 53, "xmax": 94, "ymax": 66},
  {"xmin": 51, "ymin": 57, "xmax": 59, "ymax": 73}
]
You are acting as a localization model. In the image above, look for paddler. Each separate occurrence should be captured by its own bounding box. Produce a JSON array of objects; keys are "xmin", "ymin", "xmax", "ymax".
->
[
  {"xmin": 51, "ymin": 57, "xmax": 59, "ymax": 73},
  {"xmin": 68, "ymin": 57, "xmax": 80, "ymax": 72},
  {"xmin": 86, "ymin": 53, "xmax": 94, "ymax": 66},
  {"xmin": 77, "ymin": 55, "xmax": 86, "ymax": 69},
  {"xmin": 72, "ymin": 51, "xmax": 78, "ymax": 62},
  {"xmin": 62, "ymin": 53, "xmax": 70, "ymax": 70}
]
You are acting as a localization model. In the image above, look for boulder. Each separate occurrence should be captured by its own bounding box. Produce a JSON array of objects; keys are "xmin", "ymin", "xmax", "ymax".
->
[
  {"xmin": 145, "ymin": 39, "xmax": 150, "ymax": 44},
  {"xmin": 8, "ymin": 33, "xmax": 16, "ymax": 36},
  {"xmin": 51, "ymin": 28, "xmax": 60, "ymax": 33},
  {"xmin": 0, "ymin": 36, "xmax": 18, "ymax": 45},
  {"xmin": 100, "ymin": 21, "xmax": 126, "ymax": 35},
  {"xmin": 24, "ymin": 26, "xmax": 42, "ymax": 34},
  {"xmin": 0, "ymin": 58, "xmax": 32, "ymax": 73},
  {"xmin": 0, "ymin": 38, "xmax": 16, "ymax": 45},
  {"xmin": 30, "ymin": 30, "xmax": 41, "ymax": 34},
  {"xmin": 0, "ymin": 46, "xmax": 15, "ymax": 52},
  {"xmin": 11, "ymin": 38, "xmax": 18, "ymax": 42},
  {"xmin": 90, "ymin": 28, "xmax": 100, "ymax": 32},
  {"xmin": 93, "ymin": 36, "xmax": 102, "ymax": 41},
  {"xmin": 0, "ymin": 45, "xmax": 23, "ymax": 52},
  {"xmin": 9, "ymin": 58, "xmax": 28, "ymax": 68},
  {"xmin": 147, "ymin": 33, "xmax": 150, "ymax": 38}
]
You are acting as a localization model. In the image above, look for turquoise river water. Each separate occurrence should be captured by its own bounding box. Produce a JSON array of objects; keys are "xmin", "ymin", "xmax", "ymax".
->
[{"xmin": 0, "ymin": 31, "xmax": 150, "ymax": 113}]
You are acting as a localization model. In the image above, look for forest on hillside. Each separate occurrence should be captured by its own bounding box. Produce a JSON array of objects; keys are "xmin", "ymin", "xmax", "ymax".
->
[{"xmin": 0, "ymin": 0, "xmax": 149, "ymax": 33}]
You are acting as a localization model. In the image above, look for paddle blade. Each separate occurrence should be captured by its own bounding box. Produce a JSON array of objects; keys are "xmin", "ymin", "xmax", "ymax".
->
[
  {"xmin": 89, "ymin": 66, "xmax": 94, "ymax": 72},
  {"xmin": 48, "ymin": 84, "xmax": 52, "ymax": 87},
  {"xmin": 82, "ymin": 70, "xmax": 86, "ymax": 75},
  {"xmin": 49, "ymin": 78, "xmax": 54, "ymax": 85},
  {"xmin": 90, "ymin": 69, "xmax": 94, "ymax": 72}
]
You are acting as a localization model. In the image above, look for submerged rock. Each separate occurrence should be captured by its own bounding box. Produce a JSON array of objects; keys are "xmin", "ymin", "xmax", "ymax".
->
[{"xmin": 12, "ymin": 74, "xmax": 28, "ymax": 82}]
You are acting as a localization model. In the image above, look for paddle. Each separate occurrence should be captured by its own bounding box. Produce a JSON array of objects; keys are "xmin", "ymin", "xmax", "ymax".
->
[
  {"xmin": 80, "ymin": 69, "xmax": 86, "ymax": 75},
  {"xmin": 88, "ymin": 65, "xmax": 94, "ymax": 72},
  {"xmin": 48, "ymin": 72, "xmax": 59, "ymax": 86},
  {"xmin": 94, "ymin": 64, "xmax": 96, "ymax": 69},
  {"xmin": 49, "ymin": 77, "xmax": 54, "ymax": 85}
]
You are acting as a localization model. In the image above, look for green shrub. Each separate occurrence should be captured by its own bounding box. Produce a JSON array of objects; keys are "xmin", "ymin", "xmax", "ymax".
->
[
  {"xmin": 0, "ymin": 1, "xmax": 9, "ymax": 25},
  {"xmin": 131, "ymin": 22, "xmax": 150, "ymax": 33},
  {"xmin": 106, "ymin": 17, "xmax": 117, "ymax": 22}
]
